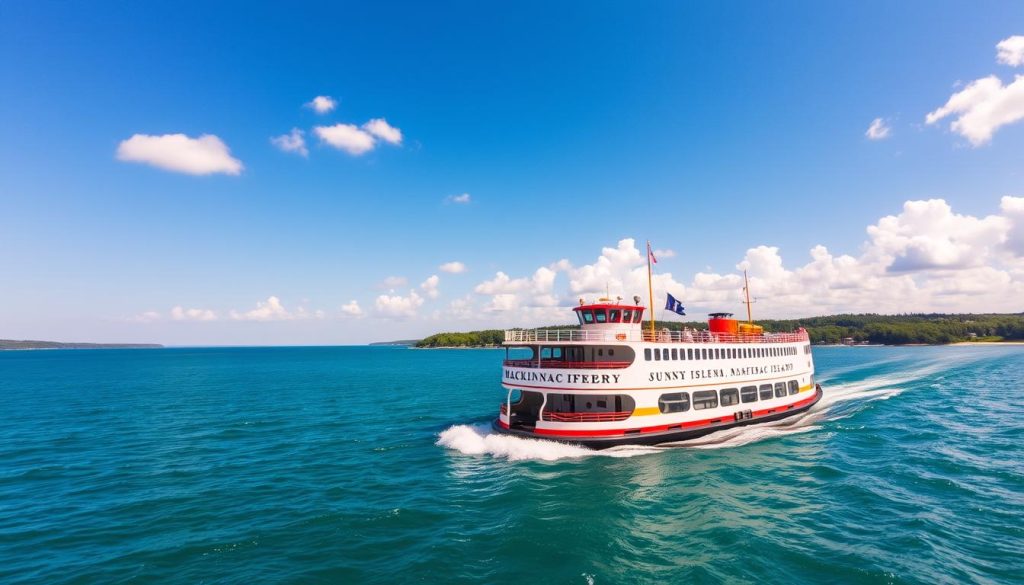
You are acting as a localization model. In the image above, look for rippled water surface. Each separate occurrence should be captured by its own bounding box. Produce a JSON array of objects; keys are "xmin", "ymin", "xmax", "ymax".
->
[{"xmin": 1, "ymin": 346, "xmax": 1022, "ymax": 583}]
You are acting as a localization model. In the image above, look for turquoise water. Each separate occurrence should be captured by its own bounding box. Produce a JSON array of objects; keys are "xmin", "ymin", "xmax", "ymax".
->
[{"xmin": 1, "ymin": 346, "xmax": 1022, "ymax": 584}]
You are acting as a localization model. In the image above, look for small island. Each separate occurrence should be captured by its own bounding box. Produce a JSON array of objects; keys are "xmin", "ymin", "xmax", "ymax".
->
[
  {"xmin": 414, "ymin": 313, "xmax": 1024, "ymax": 347},
  {"xmin": 0, "ymin": 339, "xmax": 163, "ymax": 350}
]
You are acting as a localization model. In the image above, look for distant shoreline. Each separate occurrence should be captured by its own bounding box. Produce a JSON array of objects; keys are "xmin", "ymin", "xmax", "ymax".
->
[{"xmin": 0, "ymin": 340, "xmax": 163, "ymax": 350}]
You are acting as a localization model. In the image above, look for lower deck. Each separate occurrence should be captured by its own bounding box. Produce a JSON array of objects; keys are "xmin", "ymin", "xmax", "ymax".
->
[{"xmin": 494, "ymin": 385, "xmax": 822, "ymax": 448}]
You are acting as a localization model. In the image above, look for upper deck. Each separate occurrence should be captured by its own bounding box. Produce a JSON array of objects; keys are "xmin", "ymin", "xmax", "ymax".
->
[{"xmin": 503, "ymin": 328, "xmax": 809, "ymax": 345}]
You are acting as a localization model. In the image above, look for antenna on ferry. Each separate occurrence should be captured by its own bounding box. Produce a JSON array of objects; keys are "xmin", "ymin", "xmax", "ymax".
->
[{"xmin": 742, "ymin": 269, "xmax": 756, "ymax": 324}]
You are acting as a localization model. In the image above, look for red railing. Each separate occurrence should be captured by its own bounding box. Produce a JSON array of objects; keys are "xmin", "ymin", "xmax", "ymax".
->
[
  {"xmin": 504, "ymin": 328, "xmax": 809, "ymax": 345},
  {"xmin": 542, "ymin": 411, "xmax": 633, "ymax": 422},
  {"xmin": 502, "ymin": 359, "xmax": 632, "ymax": 369}
]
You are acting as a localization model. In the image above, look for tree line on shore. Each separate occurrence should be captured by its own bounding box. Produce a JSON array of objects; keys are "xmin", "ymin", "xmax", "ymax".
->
[{"xmin": 414, "ymin": 313, "xmax": 1024, "ymax": 347}]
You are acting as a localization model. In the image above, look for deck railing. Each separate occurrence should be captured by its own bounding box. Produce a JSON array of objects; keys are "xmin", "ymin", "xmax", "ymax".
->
[
  {"xmin": 541, "ymin": 410, "xmax": 633, "ymax": 423},
  {"xmin": 503, "ymin": 329, "xmax": 809, "ymax": 345},
  {"xmin": 502, "ymin": 359, "xmax": 632, "ymax": 369}
]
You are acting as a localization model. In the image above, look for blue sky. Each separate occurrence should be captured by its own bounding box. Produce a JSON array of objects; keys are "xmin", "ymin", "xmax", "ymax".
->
[{"xmin": 2, "ymin": 2, "xmax": 1023, "ymax": 344}]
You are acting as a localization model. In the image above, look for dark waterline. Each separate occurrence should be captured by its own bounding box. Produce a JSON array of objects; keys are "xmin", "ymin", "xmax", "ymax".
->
[{"xmin": 1, "ymin": 346, "xmax": 1022, "ymax": 584}]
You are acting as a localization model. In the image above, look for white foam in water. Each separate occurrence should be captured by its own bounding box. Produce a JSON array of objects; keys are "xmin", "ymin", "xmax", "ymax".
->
[
  {"xmin": 439, "ymin": 368, "xmax": 927, "ymax": 460},
  {"xmin": 436, "ymin": 424, "xmax": 660, "ymax": 461}
]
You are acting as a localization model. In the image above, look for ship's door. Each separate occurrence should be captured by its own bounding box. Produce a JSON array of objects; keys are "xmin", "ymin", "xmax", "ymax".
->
[{"xmin": 508, "ymin": 390, "xmax": 544, "ymax": 430}]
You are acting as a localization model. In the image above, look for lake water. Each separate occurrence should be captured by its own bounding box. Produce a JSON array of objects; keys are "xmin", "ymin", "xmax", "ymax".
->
[{"xmin": 1, "ymin": 345, "xmax": 1022, "ymax": 583}]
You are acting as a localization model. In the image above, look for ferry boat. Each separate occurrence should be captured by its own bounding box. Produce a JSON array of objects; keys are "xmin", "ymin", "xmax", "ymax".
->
[{"xmin": 493, "ymin": 269, "xmax": 822, "ymax": 448}]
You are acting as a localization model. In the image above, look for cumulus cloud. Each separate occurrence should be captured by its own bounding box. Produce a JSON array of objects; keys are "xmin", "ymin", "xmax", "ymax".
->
[
  {"xmin": 307, "ymin": 95, "xmax": 337, "ymax": 114},
  {"xmin": 465, "ymin": 198, "xmax": 1024, "ymax": 324},
  {"xmin": 926, "ymin": 75, "xmax": 1024, "ymax": 145},
  {"xmin": 439, "ymin": 261, "xmax": 467, "ymax": 273},
  {"xmin": 362, "ymin": 118, "xmax": 403, "ymax": 144},
  {"xmin": 230, "ymin": 296, "xmax": 323, "ymax": 321},
  {"xmin": 375, "ymin": 290, "xmax": 424, "ymax": 318},
  {"xmin": 997, "ymin": 35, "xmax": 1024, "ymax": 67},
  {"xmin": 420, "ymin": 275, "xmax": 440, "ymax": 299},
  {"xmin": 341, "ymin": 300, "xmax": 364, "ymax": 317},
  {"xmin": 865, "ymin": 118, "xmax": 891, "ymax": 140},
  {"xmin": 381, "ymin": 276, "xmax": 408, "ymax": 288},
  {"xmin": 446, "ymin": 193, "xmax": 471, "ymax": 204},
  {"xmin": 116, "ymin": 133, "xmax": 243, "ymax": 175},
  {"xmin": 314, "ymin": 119, "xmax": 404, "ymax": 156},
  {"xmin": 271, "ymin": 128, "xmax": 308, "ymax": 156},
  {"xmin": 171, "ymin": 306, "xmax": 218, "ymax": 321},
  {"xmin": 314, "ymin": 123, "xmax": 376, "ymax": 155}
]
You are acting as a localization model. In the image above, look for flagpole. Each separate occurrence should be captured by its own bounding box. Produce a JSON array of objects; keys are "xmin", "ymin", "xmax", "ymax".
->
[{"xmin": 647, "ymin": 240, "xmax": 656, "ymax": 339}]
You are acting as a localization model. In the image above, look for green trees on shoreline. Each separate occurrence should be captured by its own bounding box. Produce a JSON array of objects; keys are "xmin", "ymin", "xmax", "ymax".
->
[{"xmin": 414, "ymin": 313, "xmax": 1024, "ymax": 347}]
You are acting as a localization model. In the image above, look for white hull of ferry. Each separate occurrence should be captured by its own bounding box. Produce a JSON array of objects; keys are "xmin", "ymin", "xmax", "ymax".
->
[{"xmin": 492, "ymin": 304, "xmax": 822, "ymax": 449}]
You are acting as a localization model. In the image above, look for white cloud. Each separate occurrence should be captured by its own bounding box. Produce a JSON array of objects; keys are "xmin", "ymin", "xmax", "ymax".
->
[
  {"xmin": 654, "ymin": 249, "xmax": 676, "ymax": 259},
  {"xmin": 375, "ymin": 290, "xmax": 424, "ymax": 318},
  {"xmin": 307, "ymin": 95, "xmax": 337, "ymax": 114},
  {"xmin": 926, "ymin": 74, "xmax": 1024, "ymax": 145},
  {"xmin": 314, "ymin": 123, "xmax": 376, "ymax": 155},
  {"xmin": 446, "ymin": 193, "xmax": 471, "ymax": 204},
  {"xmin": 464, "ymin": 198, "xmax": 1024, "ymax": 325},
  {"xmin": 362, "ymin": 118, "xmax": 403, "ymax": 145},
  {"xmin": 420, "ymin": 275, "xmax": 440, "ymax": 299},
  {"xmin": 865, "ymin": 118, "xmax": 891, "ymax": 140},
  {"xmin": 381, "ymin": 276, "xmax": 408, "ymax": 288},
  {"xmin": 439, "ymin": 261, "xmax": 467, "ymax": 274},
  {"xmin": 116, "ymin": 133, "xmax": 243, "ymax": 175},
  {"xmin": 997, "ymin": 35, "xmax": 1024, "ymax": 67},
  {"xmin": 171, "ymin": 306, "xmax": 218, "ymax": 321},
  {"xmin": 131, "ymin": 311, "xmax": 162, "ymax": 323},
  {"xmin": 341, "ymin": 300, "xmax": 364, "ymax": 317},
  {"xmin": 271, "ymin": 128, "xmax": 308, "ymax": 157},
  {"xmin": 229, "ymin": 296, "xmax": 322, "ymax": 321}
]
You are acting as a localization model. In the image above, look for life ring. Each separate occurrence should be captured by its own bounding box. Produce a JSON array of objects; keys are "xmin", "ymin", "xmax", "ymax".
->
[{"xmin": 615, "ymin": 333, "xmax": 626, "ymax": 341}]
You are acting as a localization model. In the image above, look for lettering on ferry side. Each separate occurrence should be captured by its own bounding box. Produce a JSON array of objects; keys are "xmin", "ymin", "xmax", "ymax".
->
[
  {"xmin": 648, "ymin": 371, "xmax": 687, "ymax": 382},
  {"xmin": 503, "ymin": 369, "xmax": 620, "ymax": 385}
]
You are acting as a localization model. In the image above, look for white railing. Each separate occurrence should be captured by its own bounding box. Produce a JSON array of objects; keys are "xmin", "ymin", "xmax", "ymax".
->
[{"xmin": 503, "ymin": 328, "xmax": 809, "ymax": 345}]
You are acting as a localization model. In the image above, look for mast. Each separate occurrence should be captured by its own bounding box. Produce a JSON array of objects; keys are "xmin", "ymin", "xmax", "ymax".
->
[
  {"xmin": 743, "ymin": 269, "xmax": 753, "ymax": 323},
  {"xmin": 647, "ymin": 240, "xmax": 656, "ymax": 338}
]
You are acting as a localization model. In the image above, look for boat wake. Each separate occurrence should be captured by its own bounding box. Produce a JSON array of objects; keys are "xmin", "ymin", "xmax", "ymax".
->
[{"xmin": 438, "ymin": 371, "xmax": 914, "ymax": 461}]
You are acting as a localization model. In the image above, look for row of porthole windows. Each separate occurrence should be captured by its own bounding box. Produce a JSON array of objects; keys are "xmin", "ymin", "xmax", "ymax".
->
[
  {"xmin": 643, "ymin": 345, "xmax": 797, "ymax": 362},
  {"xmin": 658, "ymin": 380, "xmax": 802, "ymax": 413}
]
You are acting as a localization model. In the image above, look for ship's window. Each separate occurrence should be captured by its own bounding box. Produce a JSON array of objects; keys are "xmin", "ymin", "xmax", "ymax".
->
[
  {"xmin": 775, "ymin": 382, "xmax": 787, "ymax": 398},
  {"xmin": 687, "ymin": 348, "xmax": 694, "ymax": 360},
  {"xmin": 788, "ymin": 380, "xmax": 799, "ymax": 395},
  {"xmin": 658, "ymin": 392, "xmax": 690, "ymax": 413},
  {"xmin": 662, "ymin": 348, "xmax": 670, "ymax": 360},
  {"xmin": 692, "ymin": 390, "xmax": 719, "ymax": 410},
  {"xmin": 597, "ymin": 400, "xmax": 607, "ymax": 408},
  {"xmin": 759, "ymin": 384, "xmax": 774, "ymax": 400},
  {"xmin": 609, "ymin": 310, "xmax": 621, "ymax": 323},
  {"xmin": 740, "ymin": 385, "xmax": 758, "ymax": 403},
  {"xmin": 582, "ymin": 310, "xmax": 594, "ymax": 324},
  {"xmin": 702, "ymin": 349, "xmax": 708, "ymax": 359},
  {"xmin": 720, "ymin": 388, "xmax": 739, "ymax": 406},
  {"xmin": 509, "ymin": 389, "xmax": 523, "ymax": 404},
  {"xmin": 608, "ymin": 349, "xmax": 614, "ymax": 356},
  {"xmin": 644, "ymin": 348, "xmax": 651, "ymax": 361},
  {"xmin": 553, "ymin": 347, "xmax": 563, "ymax": 359},
  {"xmin": 595, "ymin": 310, "xmax": 607, "ymax": 323},
  {"xmin": 634, "ymin": 312, "xmax": 643, "ymax": 323},
  {"xmin": 654, "ymin": 348, "xmax": 661, "ymax": 361},
  {"xmin": 597, "ymin": 348, "xmax": 604, "ymax": 357},
  {"xmin": 622, "ymin": 309, "xmax": 633, "ymax": 322},
  {"xmin": 671, "ymin": 348, "xmax": 678, "ymax": 360},
  {"xmin": 575, "ymin": 311, "xmax": 584, "ymax": 325}
]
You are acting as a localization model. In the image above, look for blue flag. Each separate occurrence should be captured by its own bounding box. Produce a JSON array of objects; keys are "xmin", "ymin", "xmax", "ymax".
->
[{"xmin": 665, "ymin": 293, "xmax": 686, "ymax": 316}]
